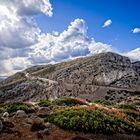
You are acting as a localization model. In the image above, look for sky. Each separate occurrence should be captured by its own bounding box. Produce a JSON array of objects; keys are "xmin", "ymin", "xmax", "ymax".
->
[
  {"xmin": 36, "ymin": 0, "xmax": 140, "ymax": 52},
  {"xmin": 0, "ymin": 0, "xmax": 140, "ymax": 77}
]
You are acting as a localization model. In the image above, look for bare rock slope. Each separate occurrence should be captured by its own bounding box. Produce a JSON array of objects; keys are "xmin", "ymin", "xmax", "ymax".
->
[
  {"xmin": 133, "ymin": 61, "xmax": 140, "ymax": 76},
  {"xmin": 0, "ymin": 52, "xmax": 140, "ymax": 103}
]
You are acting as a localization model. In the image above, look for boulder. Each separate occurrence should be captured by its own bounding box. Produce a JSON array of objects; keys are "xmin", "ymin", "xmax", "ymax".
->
[
  {"xmin": 16, "ymin": 110, "xmax": 27, "ymax": 118},
  {"xmin": 37, "ymin": 107, "xmax": 52, "ymax": 117},
  {"xmin": 3, "ymin": 112, "xmax": 9, "ymax": 118}
]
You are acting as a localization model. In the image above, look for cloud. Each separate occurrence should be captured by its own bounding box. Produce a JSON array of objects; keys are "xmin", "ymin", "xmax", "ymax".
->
[
  {"xmin": 0, "ymin": 60, "xmax": 14, "ymax": 76},
  {"xmin": 0, "ymin": 0, "xmax": 52, "ymax": 49},
  {"xmin": 0, "ymin": 0, "xmax": 53, "ymax": 17},
  {"xmin": 0, "ymin": 18, "xmax": 113, "ymax": 77},
  {"xmin": 0, "ymin": 0, "xmax": 52, "ymax": 77},
  {"xmin": 1, "ymin": 1, "xmax": 140, "ymax": 80},
  {"xmin": 0, "ymin": 57, "xmax": 32, "ymax": 76},
  {"xmin": 89, "ymin": 42, "xmax": 112, "ymax": 54},
  {"xmin": 132, "ymin": 28, "xmax": 140, "ymax": 34},
  {"xmin": 125, "ymin": 48, "xmax": 140, "ymax": 61},
  {"xmin": 102, "ymin": 19, "xmax": 112, "ymax": 28},
  {"xmin": 2, "ymin": 12, "xmax": 140, "ymax": 78},
  {"xmin": 29, "ymin": 19, "xmax": 113, "ymax": 64}
]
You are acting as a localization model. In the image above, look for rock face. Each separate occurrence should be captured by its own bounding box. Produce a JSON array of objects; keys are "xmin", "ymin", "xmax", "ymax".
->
[
  {"xmin": 50, "ymin": 52, "xmax": 139, "ymax": 88},
  {"xmin": 0, "ymin": 52, "xmax": 140, "ymax": 103},
  {"xmin": 132, "ymin": 61, "xmax": 140, "ymax": 76}
]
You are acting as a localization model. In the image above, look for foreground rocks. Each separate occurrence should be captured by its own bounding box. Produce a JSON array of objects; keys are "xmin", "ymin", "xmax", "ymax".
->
[
  {"xmin": 0, "ymin": 114, "xmax": 140, "ymax": 140},
  {"xmin": 15, "ymin": 110, "xmax": 27, "ymax": 118},
  {"xmin": 37, "ymin": 107, "xmax": 52, "ymax": 117},
  {"xmin": 0, "ymin": 97, "xmax": 140, "ymax": 140}
]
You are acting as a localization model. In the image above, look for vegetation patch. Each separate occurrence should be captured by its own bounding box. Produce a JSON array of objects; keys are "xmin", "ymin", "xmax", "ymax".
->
[
  {"xmin": 117, "ymin": 104, "xmax": 137, "ymax": 110},
  {"xmin": 52, "ymin": 97, "xmax": 88, "ymax": 106},
  {"xmin": 47, "ymin": 108, "xmax": 140, "ymax": 135},
  {"xmin": 0, "ymin": 102, "xmax": 34, "ymax": 114},
  {"xmin": 38, "ymin": 100, "xmax": 52, "ymax": 107},
  {"xmin": 93, "ymin": 99, "xmax": 113, "ymax": 106},
  {"xmin": 124, "ymin": 111, "xmax": 140, "ymax": 122},
  {"xmin": 38, "ymin": 97, "xmax": 88, "ymax": 107}
]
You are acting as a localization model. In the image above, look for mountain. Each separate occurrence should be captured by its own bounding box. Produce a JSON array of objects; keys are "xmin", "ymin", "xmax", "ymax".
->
[{"xmin": 0, "ymin": 52, "xmax": 140, "ymax": 103}]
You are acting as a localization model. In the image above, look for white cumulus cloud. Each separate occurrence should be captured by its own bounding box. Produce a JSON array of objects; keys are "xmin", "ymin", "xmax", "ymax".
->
[
  {"xmin": 0, "ymin": 17, "xmax": 113, "ymax": 77},
  {"xmin": 132, "ymin": 28, "xmax": 140, "ymax": 34},
  {"xmin": 0, "ymin": 0, "xmax": 53, "ymax": 77},
  {"xmin": 102, "ymin": 19, "xmax": 112, "ymax": 28},
  {"xmin": 29, "ymin": 19, "xmax": 113, "ymax": 65},
  {"xmin": 125, "ymin": 48, "xmax": 140, "ymax": 61},
  {"xmin": 0, "ymin": 0, "xmax": 52, "ymax": 49}
]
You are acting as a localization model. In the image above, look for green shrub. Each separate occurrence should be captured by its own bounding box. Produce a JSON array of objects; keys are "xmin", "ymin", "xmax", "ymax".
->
[
  {"xmin": 30, "ymin": 121, "xmax": 46, "ymax": 132},
  {"xmin": 0, "ymin": 102, "xmax": 33, "ymax": 113},
  {"xmin": 38, "ymin": 97, "xmax": 87, "ymax": 108},
  {"xmin": 93, "ymin": 99, "xmax": 112, "ymax": 106},
  {"xmin": 118, "ymin": 104, "xmax": 136, "ymax": 110},
  {"xmin": 38, "ymin": 100, "xmax": 52, "ymax": 107},
  {"xmin": 47, "ymin": 108, "xmax": 140, "ymax": 135},
  {"xmin": 125, "ymin": 111, "xmax": 140, "ymax": 122},
  {"xmin": 52, "ymin": 97, "xmax": 88, "ymax": 106}
]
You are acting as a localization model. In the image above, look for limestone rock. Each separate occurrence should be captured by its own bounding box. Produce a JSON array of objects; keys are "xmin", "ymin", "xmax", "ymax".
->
[
  {"xmin": 37, "ymin": 107, "xmax": 52, "ymax": 117},
  {"xmin": 16, "ymin": 110, "xmax": 27, "ymax": 118},
  {"xmin": 3, "ymin": 112, "xmax": 9, "ymax": 118}
]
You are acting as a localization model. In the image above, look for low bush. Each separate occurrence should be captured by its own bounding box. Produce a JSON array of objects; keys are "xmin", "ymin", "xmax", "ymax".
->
[
  {"xmin": 0, "ymin": 102, "xmax": 33, "ymax": 114},
  {"xmin": 93, "ymin": 99, "xmax": 112, "ymax": 106},
  {"xmin": 38, "ymin": 100, "xmax": 52, "ymax": 107},
  {"xmin": 38, "ymin": 97, "xmax": 88, "ymax": 107},
  {"xmin": 117, "ymin": 104, "xmax": 136, "ymax": 110},
  {"xmin": 47, "ymin": 108, "xmax": 140, "ymax": 135},
  {"xmin": 125, "ymin": 111, "xmax": 140, "ymax": 122},
  {"xmin": 52, "ymin": 97, "xmax": 88, "ymax": 106},
  {"xmin": 52, "ymin": 97, "xmax": 84, "ymax": 106}
]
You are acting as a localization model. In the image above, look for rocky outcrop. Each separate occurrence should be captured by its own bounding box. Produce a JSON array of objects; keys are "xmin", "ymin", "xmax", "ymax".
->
[
  {"xmin": 15, "ymin": 110, "xmax": 27, "ymax": 118},
  {"xmin": 132, "ymin": 61, "xmax": 140, "ymax": 76},
  {"xmin": 37, "ymin": 107, "xmax": 52, "ymax": 117},
  {"xmin": 0, "ymin": 52, "xmax": 140, "ymax": 102},
  {"xmin": 50, "ymin": 52, "xmax": 139, "ymax": 88}
]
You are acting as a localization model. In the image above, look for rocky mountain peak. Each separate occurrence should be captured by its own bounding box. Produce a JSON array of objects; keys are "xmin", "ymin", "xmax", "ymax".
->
[
  {"xmin": 0, "ymin": 52, "xmax": 140, "ymax": 103},
  {"xmin": 93, "ymin": 52, "xmax": 131, "ymax": 66}
]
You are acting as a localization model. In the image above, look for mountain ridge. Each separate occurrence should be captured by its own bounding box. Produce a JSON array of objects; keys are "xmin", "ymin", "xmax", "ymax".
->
[{"xmin": 0, "ymin": 52, "xmax": 140, "ymax": 103}]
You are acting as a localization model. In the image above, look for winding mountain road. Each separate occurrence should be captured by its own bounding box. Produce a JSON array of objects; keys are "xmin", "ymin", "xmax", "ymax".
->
[
  {"xmin": 25, "ymin": 72, "xmax": 138, "ymax": 93},
  {"xmin": 25, "ymin": 73, "xmax": 58, "ymax": 86}
]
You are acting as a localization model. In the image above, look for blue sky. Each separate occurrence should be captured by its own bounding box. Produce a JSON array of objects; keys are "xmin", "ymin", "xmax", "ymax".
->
[{"xmin": 36, "ymin": 0, "xmax": 140, "ymax": 52}]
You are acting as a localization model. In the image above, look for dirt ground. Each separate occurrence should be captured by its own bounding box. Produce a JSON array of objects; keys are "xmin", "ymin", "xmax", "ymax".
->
[{"xmin": 0, "ymin": 113, "xmax": 140, "ymax": 140}]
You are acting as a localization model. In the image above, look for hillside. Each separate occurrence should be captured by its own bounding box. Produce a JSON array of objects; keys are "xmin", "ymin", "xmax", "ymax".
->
[
  {"xmin": 0, "ymin": 97, "xmax": 140, "ymax": 140},
  {"xmin": 0, "ymin": 52, "xmax": 140, "ymax": 140},
  {"xmin": 0, "ymin": 52, "xmax": 140, "ymax": 104}
]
